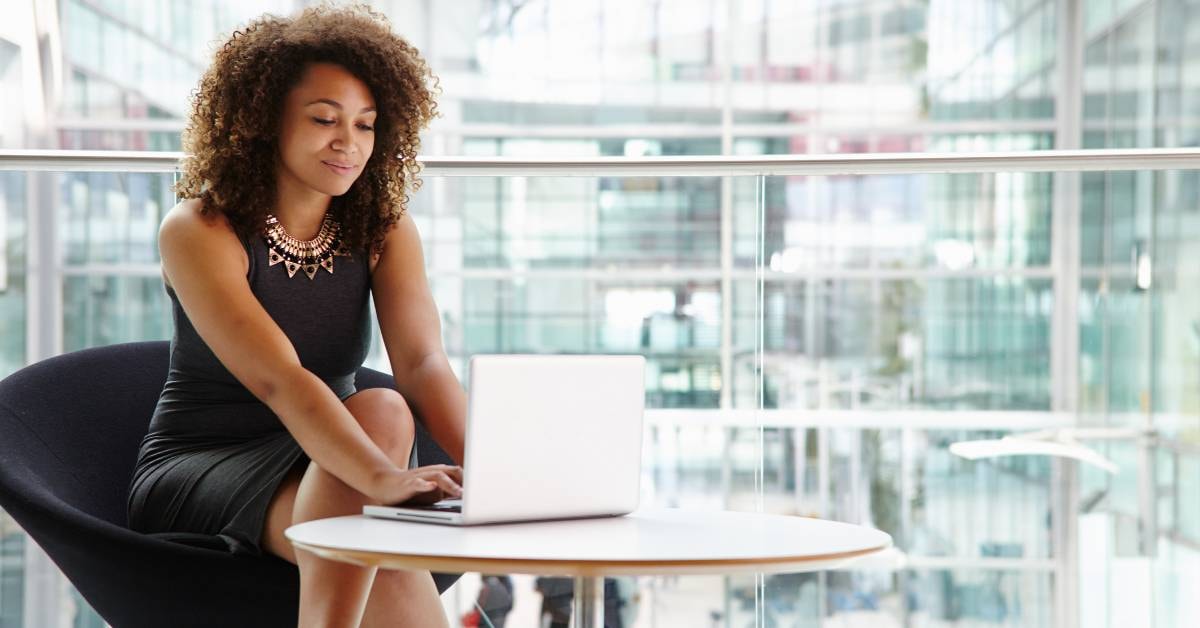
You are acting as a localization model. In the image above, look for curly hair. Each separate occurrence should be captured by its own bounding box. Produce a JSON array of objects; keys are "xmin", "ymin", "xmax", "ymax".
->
[{"xmin": 175, "ymin": 4, "xmax": 441, "ymax": 254}]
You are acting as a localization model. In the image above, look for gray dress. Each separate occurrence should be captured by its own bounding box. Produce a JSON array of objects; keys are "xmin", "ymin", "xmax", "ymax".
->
[{"xmin": 126, "ymin": 230, "xmax": 372, "ymax": 555}]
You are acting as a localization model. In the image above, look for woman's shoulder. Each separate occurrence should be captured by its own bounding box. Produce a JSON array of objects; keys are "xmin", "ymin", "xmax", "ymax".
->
[
  {"xmin": 159, "ymin": 198, "xmax": 250, "ymax": 285},
  {"xmin": 162, "ymin": 198, "xmax": 236, "ymax": 235},
  {"xmin": 366, "ymin": 211, "xmax": 416, "ymax": 274}
]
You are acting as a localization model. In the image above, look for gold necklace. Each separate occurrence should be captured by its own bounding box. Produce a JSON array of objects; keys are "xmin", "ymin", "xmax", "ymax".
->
[{"xmin": 263, "ymin": 212, "xmax": 352, "ymax": 279}]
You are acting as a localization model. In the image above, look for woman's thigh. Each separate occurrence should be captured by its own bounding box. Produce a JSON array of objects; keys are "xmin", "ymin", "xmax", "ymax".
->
[
  {"xmin": 260, "ymin": 456, "xmax": 308, "ymax": 563},
  {"xmin": 260, "ymin": 388, "xmax": 416, "ymax": 564}
]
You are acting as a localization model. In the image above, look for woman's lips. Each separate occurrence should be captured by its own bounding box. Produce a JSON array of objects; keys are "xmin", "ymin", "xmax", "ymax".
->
[{"xmin": 322, "ymin": 160, "xmax": 358, "ymax": 176}]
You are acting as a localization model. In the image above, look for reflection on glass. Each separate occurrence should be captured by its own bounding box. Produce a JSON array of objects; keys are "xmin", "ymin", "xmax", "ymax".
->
[
  {"xmin": 457, "ymin": 175, "xmax": 720, "ymax": 270},
  {"xmin": 1, "ymin": 511, "xmax": 26, "ymax": 626},
  {"xmin": 1174, "ymin": 452, "xmax": 1199, "ymax": 546},
  {"xmin": 63, "ymin": 276, "xmax": 170, "ymax": 352},
  {"xmin": 735, "ymin": 279, "xmax": 1052, "ymax": 411},
  {"xmin": 749, "ymin": 568, "xmax": 1052, "ymax": 627},
  {"xmin": 0, "ymin": 172, "xmax": 27, "ymax": 379},
  {"xmin": 1079, "ymin": 274, "xmax": 1149, "ymax": 419},
  {"xmin": 1152, "ymin": 537, "xmax": 1200, "ymax": 628},
  {"xmin": 740, "ymin": 173, "xmax": 1052, "ymax": 271},
  {"xmin": 457, "ymin": 277, "xmax": 721, "ymax": 409},
  {"xmin": 902, "ymin": 569, "xmax": 1052, "ymax": 627},
  {"xmin": 915, "ymin": 430, "xmax": 1052, "ymax": 561},
  {"xmin": 60, "ymin": 172, "xmax": 173, "ymax": 266}
]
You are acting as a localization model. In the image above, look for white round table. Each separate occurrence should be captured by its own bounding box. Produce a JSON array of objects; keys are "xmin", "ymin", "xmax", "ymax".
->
[{"xmin": 286, "ymin": 508, "xmax": 892, "ymax": 628}]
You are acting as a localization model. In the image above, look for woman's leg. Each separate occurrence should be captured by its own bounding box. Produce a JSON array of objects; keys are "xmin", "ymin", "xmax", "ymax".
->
[{"xmin": 260, "ymin": 388, "xmax": 449, "ymax": 628}]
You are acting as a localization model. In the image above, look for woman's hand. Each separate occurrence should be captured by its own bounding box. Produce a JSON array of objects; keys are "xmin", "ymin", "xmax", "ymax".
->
[{"xmin": 370, "ymin": 464, "xmax": 463, "ymax": 506}]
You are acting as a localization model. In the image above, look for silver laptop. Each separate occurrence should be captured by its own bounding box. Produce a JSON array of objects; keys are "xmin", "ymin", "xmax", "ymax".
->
[{"xmin": 363, "ymin": 354, "xmax": 646, "ymax": 525}]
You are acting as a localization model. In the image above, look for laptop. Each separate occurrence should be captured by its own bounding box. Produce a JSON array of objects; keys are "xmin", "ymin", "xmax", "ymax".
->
[{"xmin": 363, "ymin": 354, "xmax": 646, "ymax": 525}]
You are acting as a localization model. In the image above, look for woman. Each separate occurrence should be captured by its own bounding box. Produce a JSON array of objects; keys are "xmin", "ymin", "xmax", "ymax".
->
[{"xmin": 125, "ymin": 5, "xmax": 465, "ymax": 627}]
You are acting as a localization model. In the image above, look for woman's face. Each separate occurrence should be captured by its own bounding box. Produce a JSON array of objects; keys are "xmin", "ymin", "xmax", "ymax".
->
[{"xmin": 277, "ymin": 62, "xmax": 377, "ymax": 198}]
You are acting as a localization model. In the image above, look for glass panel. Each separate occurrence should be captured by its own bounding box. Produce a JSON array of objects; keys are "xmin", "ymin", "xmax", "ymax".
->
[
  {"xmin": 1153, "ymin": 536, "xmax": 1200, "ymax": 628},
  {"xmin": 445, "ymin": 572, "xmax": 729, "ymax": 627},
  {"xmin": 63, "ymin": 275, "xmax": 170, "ymax": 352},
  {"xmin": 60, "ymin": 172, "xmax": 174, "ymax": 266},
  {"xmin": 928, "ymin": 1, "xmax": 1056, "ymax": 124},
  {"xmin": 901, "ymin": 569, "xmax": 1054, "ymax": 627},
  {"xmin": 0, "ymin": 171, "xmax": 26, "ymax": 378},
  {"xmin": 1079, "ymin": 277, "xmax": 1149, "ymax": 418},
  {"xmin": 913, "ymin": 430, "xmax": 1053, "ymax": 561},
  {"xmin": 1151, "ymin": 170, "xmax": 1200, "ymax": 433},
  {"xmin": 1179, "ymin": 452, "xmax": 1200, "ymax": 546},
  {"xmin": 1082, "ymin": 0, "xmax": 1200, "ymax": 615},
  {"xmin": 750, "ymin": 568, "xmax": 1054, "ymax": 627},
  {"xmin": 827, "ymin": 429, "xmax": 904, "ymax": 543},
  {"xmin": 0, "ymin": 514, "xmax": 25, "ymax": 627},
  {"xmin": 739, "ymin": 173, "xmax": 1053, "ymax": 272},
  {"xmin": 453, "ymin": 174, "xmax": 719, "ymax": 271},
  {"xmin": 737, "ymin": 278, "xmax": 1052, "ymax": 411}
]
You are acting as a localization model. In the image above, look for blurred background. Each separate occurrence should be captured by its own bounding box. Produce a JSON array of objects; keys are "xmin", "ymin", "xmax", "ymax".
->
[{"xmin": 1, "ymin": 0, "xmax": 1199, "ymax": 626}]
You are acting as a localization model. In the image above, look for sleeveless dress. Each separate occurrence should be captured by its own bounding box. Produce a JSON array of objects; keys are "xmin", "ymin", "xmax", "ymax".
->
[{"xmin": 126, "ymin": 229, "xmax": 372, "ymax": 556}]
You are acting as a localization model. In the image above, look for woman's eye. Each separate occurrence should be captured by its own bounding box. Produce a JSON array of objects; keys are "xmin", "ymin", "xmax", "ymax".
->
[
  {"xmin": 312, "ymin": 117, "xmax": 335, "ymax": 125},
  {"xmin": 357, "ymin": 123, "xmax": 374, "ymax": 131}
]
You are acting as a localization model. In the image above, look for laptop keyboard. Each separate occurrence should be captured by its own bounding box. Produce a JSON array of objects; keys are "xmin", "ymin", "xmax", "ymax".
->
[{"xmin": 414, "ymin": 499, "xmax": 462, "ymax": 513}]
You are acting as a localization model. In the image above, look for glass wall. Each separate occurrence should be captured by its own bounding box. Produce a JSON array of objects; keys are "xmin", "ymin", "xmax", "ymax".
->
[
  {"xmin": 0, "ymin": 172, "xmax": 25, "ymax": 377},
  {"xmin": 3, "ymin": 0, "xmax": 1200, "ymax": 626},
  {"xmin": 1075, "ymin": 0, "xmax": 1200, "ymax": 625},
  {"xmin": 404, "ymin": 167, "xmax": 1065, "ymax": 627},
  {"xmin": 0, "ymin": 172, "xmax": 25, "ymax": 628}
]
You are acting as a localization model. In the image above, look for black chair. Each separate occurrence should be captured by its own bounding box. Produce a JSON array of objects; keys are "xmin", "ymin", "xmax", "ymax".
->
[{"xmin": 0, "ymin": 341, "xmax": 461, "ymax": 628}]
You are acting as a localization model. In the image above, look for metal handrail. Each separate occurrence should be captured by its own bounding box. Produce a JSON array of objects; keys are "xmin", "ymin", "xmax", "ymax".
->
[{"xmin": 2, "ymin": 147, "xmax": 1200, "ymax": 175}]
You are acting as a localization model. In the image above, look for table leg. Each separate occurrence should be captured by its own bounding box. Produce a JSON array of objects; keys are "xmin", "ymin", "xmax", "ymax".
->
[{"xmin": 572, "ymin": 575, "xmax": 603, "ymax": 628}]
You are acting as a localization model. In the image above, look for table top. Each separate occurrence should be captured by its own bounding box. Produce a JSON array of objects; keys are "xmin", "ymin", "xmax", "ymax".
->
[{"xmin": 285, "ymin": 508, "xmax": 892, "ymax": 577}]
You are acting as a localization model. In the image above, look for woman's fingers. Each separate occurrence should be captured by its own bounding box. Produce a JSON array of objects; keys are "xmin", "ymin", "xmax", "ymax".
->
[
  {"xmin": 418, "ymin": 464, "xmax": 463, "ymax": 484},
  {"xmin": 415, "ymin": 469, "xmax": 462, "ymax": 497},
  {"xmin": 443, "ymin": 465, "xmax": 464, "ymax": 484},
  {"xmin": 389, "ymin": 465, "xmax": 464, "ymax": 505},
  {"xmin": 403, "ymin": 483, "xmax": 443, "ymax": 506}
]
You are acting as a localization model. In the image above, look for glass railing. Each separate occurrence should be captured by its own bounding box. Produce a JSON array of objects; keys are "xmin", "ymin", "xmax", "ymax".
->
[{"xmin": 1, "ymin": 148, "xmax": 1198, "ymax": 627}]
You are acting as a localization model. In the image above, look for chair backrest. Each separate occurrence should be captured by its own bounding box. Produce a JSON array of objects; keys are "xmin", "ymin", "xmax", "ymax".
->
[{"xmin": 0, "ymin": 341, "xmax": 169, "ymax": 527}]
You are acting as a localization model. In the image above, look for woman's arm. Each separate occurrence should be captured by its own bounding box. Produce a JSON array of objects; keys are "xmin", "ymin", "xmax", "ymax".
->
[
  {"xmin": 159, "ymin": 200, "xmax": 456, "ymax": 501},
  {"xmin": 370, "ymin": 213, "xmax": 467, "ymax": 465}
]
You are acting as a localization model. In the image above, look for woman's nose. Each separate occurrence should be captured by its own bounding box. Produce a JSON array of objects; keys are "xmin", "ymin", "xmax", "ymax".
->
[{"xmin": 331, "ymin": 125, "xmax": 357, "ymax": 153}]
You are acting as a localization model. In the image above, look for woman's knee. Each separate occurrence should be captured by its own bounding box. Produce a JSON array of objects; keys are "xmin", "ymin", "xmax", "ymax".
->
[{"xmin": 345, "ymin": 388, "xmax": 416, "ymax": 458}]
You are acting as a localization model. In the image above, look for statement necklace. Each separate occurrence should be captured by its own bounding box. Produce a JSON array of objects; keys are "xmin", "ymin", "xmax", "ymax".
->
[{"xmin": 263, "ymin": 212, "xmax": 352, "ymax": 279}]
